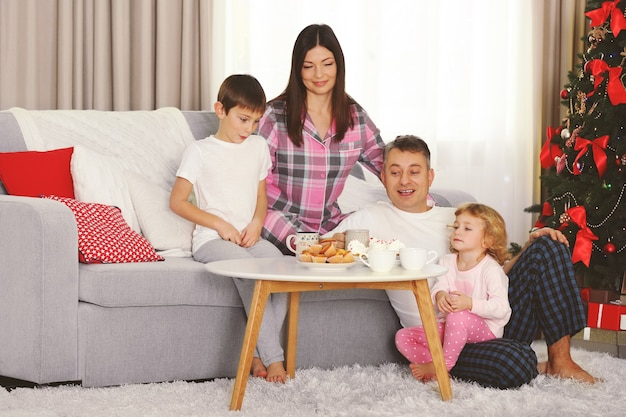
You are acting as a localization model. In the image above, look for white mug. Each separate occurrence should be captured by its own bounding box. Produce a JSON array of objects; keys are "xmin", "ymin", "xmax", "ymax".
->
[
  {"xmin": 286, "ymin": 232, "xmax": 320, "ymax": 255},
  {"xmin": 359, "ymin": 249, "xmax": 396, "ymax": 272},
  {"xmin": 399, "ymin": 248, "xmax": 438, "ymax": 271}
]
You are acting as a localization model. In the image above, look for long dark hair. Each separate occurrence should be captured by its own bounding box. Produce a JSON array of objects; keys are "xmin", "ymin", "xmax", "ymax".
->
[{"xmin": 277, "ymin": 24, "xmax": 354, "ymax": 146}]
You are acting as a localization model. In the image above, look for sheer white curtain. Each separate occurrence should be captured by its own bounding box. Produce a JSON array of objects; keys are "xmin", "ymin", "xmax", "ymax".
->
[{"xmin": 215, "ymin": 0, "xmax": 548, "ymax": 245}]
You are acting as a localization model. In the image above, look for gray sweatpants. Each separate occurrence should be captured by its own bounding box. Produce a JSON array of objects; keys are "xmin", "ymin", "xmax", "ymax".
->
[{"xmin": 194, "ymin": 239, "xmax": 287, "ymax": 366}]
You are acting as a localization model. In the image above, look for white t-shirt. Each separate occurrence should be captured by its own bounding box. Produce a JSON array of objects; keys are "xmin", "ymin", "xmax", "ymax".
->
[
  {"xmin": 328, "ymin": 201, "xmax": 456, "ymax": 327},
  {"xmin": 176, "ymin": 134, "xmax": 271, "ymax": 253}
]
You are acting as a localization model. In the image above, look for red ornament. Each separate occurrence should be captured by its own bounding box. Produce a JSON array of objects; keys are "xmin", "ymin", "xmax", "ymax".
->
[
  {"xmin": 603, "ymin": 242, "xmax": 616, "ymax": 254},
  {"xmin": 560, "ymin": 89, "xmax": 570, "ymax": 100}
]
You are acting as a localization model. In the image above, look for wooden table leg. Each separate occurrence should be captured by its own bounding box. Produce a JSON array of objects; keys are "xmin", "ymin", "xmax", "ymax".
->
[
  {"xmin": 411, "ymin": 279, "xmax": 453, "ymax": 401},
  {"xmin": 285, "ymin": 291, "xmax": 300, "ymax": 378},
  {"xmin": 229, "ymin": 280, "xmax": 270, "ymax": 411}
]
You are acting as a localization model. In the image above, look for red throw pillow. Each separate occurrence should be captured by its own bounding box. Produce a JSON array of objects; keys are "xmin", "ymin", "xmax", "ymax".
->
[
  {"xmin": 0, "ymin": 147, "xmax": 75, "ymax": 198},
  {"xmin": 43, "ymin": 195, "xmax": 164, "ymax": 264}
]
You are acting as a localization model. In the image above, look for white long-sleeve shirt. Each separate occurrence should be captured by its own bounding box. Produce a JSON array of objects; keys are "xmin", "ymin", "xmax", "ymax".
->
[{"xmin": 432, "ymin": 254, "xmax": 511, "ymax": 337}]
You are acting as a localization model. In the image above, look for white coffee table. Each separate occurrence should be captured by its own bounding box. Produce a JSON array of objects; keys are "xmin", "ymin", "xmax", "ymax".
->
[{"xmin": 205, "ymin": 256, "xmax": 450, "ymax": 410}]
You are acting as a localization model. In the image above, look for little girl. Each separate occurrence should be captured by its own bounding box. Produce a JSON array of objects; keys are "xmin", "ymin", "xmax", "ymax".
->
[{"xmin": 395, "ymin": 202, "xmax": 512, "ymax": 381}]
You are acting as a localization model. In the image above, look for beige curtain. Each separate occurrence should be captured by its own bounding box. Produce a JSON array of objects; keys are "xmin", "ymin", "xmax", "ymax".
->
[
  {"xmin": 0, "ymin": 0, "xmax": 214, "ymax": 111},
  {"xmin": 535, "ymin": 0, "xmax": 587, "ymax": 203}
]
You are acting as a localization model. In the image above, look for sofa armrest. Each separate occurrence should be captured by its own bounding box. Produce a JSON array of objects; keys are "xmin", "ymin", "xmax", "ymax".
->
[{"xmin": 0, "ymin": 195, "xmax": 79, "ymax": 383}]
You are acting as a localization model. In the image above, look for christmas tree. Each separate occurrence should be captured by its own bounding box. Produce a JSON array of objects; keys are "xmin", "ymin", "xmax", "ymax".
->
[{"xmin": 533, "ymin": 0, "xmax": 626, "ymax": 290}]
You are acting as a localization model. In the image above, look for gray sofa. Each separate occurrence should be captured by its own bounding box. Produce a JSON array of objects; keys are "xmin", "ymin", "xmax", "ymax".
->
[{"xmin": 0, "ymin": 110, "xmax": 475, "ymax": 388}]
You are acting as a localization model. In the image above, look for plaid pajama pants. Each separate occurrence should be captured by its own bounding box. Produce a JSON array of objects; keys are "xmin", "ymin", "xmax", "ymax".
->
[{"xmin": 449, "ymin": 236, "xmax": 587, "ymax": 388}]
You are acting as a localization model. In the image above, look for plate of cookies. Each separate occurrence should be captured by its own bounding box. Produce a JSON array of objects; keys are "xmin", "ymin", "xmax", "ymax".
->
[{"xmin": 297, "ymin": 239, "xmax": 356, "ymax": 270}]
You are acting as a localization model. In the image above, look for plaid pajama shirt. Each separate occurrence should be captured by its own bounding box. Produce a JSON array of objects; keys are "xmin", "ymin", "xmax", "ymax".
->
[
  {"xmin": 257, "ymin": 99, "xmax": 385, "ymax": 254},
  {"xmin": 450, "ymin": 236, "xmax": 587, "ymax": 388}
]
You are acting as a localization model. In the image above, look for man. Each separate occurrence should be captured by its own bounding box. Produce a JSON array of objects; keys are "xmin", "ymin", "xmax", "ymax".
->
[{"xmin": 330, "ymin": 135, "xmax": 597, "ymax": 388}]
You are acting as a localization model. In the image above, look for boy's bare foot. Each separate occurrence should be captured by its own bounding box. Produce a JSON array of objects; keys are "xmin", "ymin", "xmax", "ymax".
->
[
  {"xmin": 265, "ymin": 361, "xmax": 287, "ymax": 384},
  {"xmin": 251, "ymin": 357, "xmax": 267, "ymax": 378},
  {"xmin": 409, "ymin": 362, "xmax": 437, "ymax": 382}
]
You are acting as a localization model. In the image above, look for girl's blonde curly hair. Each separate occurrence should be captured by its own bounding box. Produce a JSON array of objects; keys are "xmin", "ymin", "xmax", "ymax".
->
[{"xmin": 451, "ymin": 203, "xmax": 511, "ymax": 265}]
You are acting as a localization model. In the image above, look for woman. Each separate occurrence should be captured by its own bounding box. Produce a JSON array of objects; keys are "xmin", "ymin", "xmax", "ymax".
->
[{"xmin": 257, "ymin": 24, "xmax": 386, "ymax": 254}]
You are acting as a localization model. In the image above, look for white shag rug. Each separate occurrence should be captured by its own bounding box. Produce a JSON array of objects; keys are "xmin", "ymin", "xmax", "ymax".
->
[{"xmin": 1, "ymin": 344, "xmax": 625, "ymax": 417}]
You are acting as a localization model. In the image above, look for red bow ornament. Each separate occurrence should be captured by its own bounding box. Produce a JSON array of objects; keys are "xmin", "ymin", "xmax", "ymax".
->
[
  {"xmin": 572, "ymin": 135, "xmax": 610, "ymax": 177},
  {"xmin": 533, "ymin": 201, "xmax": 554, "ymax": 229},
  {"xmin": 565, "ymin": 206, "xmax": 598, "ymax": 267},
  {"xmin": 606, "ymin": 67, "xmax": 626, "ymax": 105},
  {"xmin": 585, "ymin": 0, "xmax": 626, "ymax": 37},
  {"xmin": 585, "ymin": 60, "xmax": 626, "ymax": 105},
  {"xmin": 540, "ymin": 126, "xmax": 563, "ymax": 169},
  {"xmin": 586, "ymin": 59, "xmax": 609, "ymax": 97}
]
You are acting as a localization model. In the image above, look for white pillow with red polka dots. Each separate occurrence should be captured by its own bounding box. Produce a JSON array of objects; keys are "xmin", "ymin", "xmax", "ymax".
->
[{"xmin": 43, "ymin": 195, "xmax": 164, "ymax": 264}]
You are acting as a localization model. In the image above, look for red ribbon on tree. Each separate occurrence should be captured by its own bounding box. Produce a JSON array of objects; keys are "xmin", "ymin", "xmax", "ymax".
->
[
  {"xmin": 564, "ymin": 206, "xmax": 598, "ymax": 267},
  {"xmin": 606, "ymin": 67, "xmax": 626, "ymax": 105},
  {"xmin": 585, "ymin": 0, "xmax": 626, "ymax": 37},
  {"xmin": 533, "ymin": 201, "xmax": 553, "ymax": 229},
  {"xmin": 540, "ymin": 126, "xmax": 563, "ymax": 169},
  {"xmin": 572, "ymin": 135, "xmax": 610, "ymax": 177},
  {"xmin": 586, "ymin": 59, "xmax": 609, "ymax": 97},
  {"xmin": 585, "ymin": 60, "xmax": 626, "ymax": 105}
]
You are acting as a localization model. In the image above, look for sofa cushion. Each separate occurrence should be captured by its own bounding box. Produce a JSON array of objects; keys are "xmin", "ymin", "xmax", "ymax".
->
[
  {"xmin": 78, "ymin": 256, "xmax": 392, "ymax": 308},
  {"xmin": 43, "ymin": 195, "xmax": 164, "ymax": 264},
  {"xmin": 0, "ymin": 147, "xmax": 75, "ymax": 198},
  {"xmin": 78, "ymin": 257, "xmax": 242, "ymax": 307}
]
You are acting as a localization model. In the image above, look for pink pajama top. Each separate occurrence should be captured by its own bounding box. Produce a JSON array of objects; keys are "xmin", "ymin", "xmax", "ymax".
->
[{"xmin": 257, "ymin": 99, "xmax": 385, "ymax": 251}]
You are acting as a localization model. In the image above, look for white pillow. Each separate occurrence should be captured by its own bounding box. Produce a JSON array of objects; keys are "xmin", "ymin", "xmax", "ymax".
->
[
  {"xmin": 125, "ymin": 171, "xmax": 194, "ymax": 253},
  {"xmin": 338, "ymin": 174, "xmax": 389, "ymax": 213},
  {"xmin": 71, "ymin": 145, "xmax": 141, "ymax": 231}
]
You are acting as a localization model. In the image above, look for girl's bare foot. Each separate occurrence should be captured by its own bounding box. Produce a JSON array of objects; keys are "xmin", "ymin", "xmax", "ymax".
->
[
  {"xmin": 265, "ymin": 361, "xmax": 287, "ymax": 383},
  {"xmin": 409, "ymin": 362, "xmax": 437, "ymax": 382},
  {"xmin": 251, "ymin": 357, "xmax": 267, "ymax": 378}
]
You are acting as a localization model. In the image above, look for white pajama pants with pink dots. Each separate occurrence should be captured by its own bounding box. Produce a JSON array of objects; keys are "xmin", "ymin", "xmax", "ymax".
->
[{"xmin": 395, "ymin": 310, "xmax": 496, "ymax": 371}]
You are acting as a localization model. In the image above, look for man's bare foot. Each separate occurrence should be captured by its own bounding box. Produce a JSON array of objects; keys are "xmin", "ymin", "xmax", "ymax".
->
[
  {"xmin": 251, "ymin": 357, "xmax": 267, "ymax": 378},
  {"xmin": 265, "ymin": 361, "xmax": 287, "ymax": 384},
  {"xmin": 544, "ymin": 359, "xmax": 599, "ymax": 383},
  {"xmin": 546, "ymin": 336, "xmax": 600, "ymax": 383},
  {"xmin": 537, "ymin": 361, "xmax": 548, "ymax": 374},
  {"xmin": 409, "ymin": 362, "xmax": 437, "ymax": 382}
]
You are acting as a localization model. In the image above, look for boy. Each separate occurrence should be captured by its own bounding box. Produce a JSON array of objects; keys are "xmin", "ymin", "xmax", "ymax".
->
[{"xmin": 170, "ymin": 74, "xmax": 287, "ymax": 383}]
